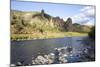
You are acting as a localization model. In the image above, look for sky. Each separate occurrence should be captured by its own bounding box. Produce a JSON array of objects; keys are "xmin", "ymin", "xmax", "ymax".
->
[{"xmin": 11, "ymin": 0, "xmax": 95, "ymax": 25}]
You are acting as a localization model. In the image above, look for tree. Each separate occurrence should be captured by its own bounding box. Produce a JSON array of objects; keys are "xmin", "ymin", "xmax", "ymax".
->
[{"xmin": 88, "ymin": 26, "xmax": 95, "ymax": 40}]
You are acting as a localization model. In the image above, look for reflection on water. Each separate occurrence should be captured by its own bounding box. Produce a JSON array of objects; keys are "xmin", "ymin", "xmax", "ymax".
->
[{"xmin": 11, "ymin": 36, "xmax": 95, "ymax": 65}]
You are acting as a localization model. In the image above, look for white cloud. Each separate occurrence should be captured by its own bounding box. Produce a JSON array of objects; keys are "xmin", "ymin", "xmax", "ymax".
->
[
  {"xmin": 84, "ymin": 19, "xmax": 95, "ymax": 25},
  {"xmin": 72, "ymin": 6, "xmax": 95, "ymax": 25},
  {"xmin": 83, "ymin": 21, "xmax": 94, "ymax": 26},
  {"xmin": 80, "ymin": 6, "xmax": 91, "ymax": 11},
  {"xmin": 81, "ymin": 6, "xmax": 95, "ymax": 18}
]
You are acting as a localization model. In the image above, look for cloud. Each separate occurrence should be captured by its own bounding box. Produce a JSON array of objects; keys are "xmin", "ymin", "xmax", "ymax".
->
[
  {"xmin": 72, "ymin": 6, "xmax": 95, "ymax": 25},
  {"xmin": 83, "ymin": 19, "xmax": 95, "ymax": 25},
  {"xmin": 81, "ymin": 6, "xmax": 95, "ymax": 18}
]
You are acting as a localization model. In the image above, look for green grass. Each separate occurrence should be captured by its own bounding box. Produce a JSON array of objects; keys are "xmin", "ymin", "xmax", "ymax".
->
[{"xmin": 11, "ymin": 32, "xmax": 88, "ymax": 41}]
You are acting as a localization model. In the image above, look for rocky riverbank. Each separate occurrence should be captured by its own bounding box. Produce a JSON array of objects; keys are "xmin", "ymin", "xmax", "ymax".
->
[
  {"xmin": 10, "ymin": 46, "xmax": 72, "ymax": 66},
  {"xmin": 10, "ymin": 44, "xmax": 95, "ymax": 66},
  {"xmin": 31, "ymin": 46, "xmax": 72, "ymax": 65}
]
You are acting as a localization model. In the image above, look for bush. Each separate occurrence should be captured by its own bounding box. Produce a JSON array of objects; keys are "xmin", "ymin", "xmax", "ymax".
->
[{"xmin": 88, "ymin": 26, "xmax": 95, "ymax": 40}]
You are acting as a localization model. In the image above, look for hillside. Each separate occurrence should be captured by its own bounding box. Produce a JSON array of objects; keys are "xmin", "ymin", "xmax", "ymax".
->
[
  {"xmin": 11, "ymin": 10, "xmax": 65, "ymax": 34},
  {"xmin": 11, "ymin": 10, "xmax": 93, "ymax": 40}
]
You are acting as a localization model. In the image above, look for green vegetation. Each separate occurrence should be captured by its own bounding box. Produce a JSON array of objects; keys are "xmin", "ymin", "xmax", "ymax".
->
[
  {"xmin": 11, "ymin": 10, "xmax": 93, "ymax": 40},
  {"xmin": 88, "ymin": 26, "xmax": 95, "ymax": 40},
  {"xmin": 11, "ymin": 32, "xmax": 88, "ymax": 40}
]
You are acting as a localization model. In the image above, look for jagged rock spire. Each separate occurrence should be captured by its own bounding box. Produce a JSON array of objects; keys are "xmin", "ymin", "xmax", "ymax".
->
[{"xmin": 41, "ymin": 9, "xmax": 45, "ymax": 17}]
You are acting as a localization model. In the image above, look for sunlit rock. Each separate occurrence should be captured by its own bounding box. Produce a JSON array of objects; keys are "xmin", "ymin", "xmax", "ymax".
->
[
  {"xmin": 10, "ymin": 64, "xmax": 16, "ymax": 67},
  {"xmin": 16, "ymin": 62, "xmax": 22, "ymax": 66},
  {"xmin": 34, "ymin": 55, "xmax": 48, "ymax": 64}
]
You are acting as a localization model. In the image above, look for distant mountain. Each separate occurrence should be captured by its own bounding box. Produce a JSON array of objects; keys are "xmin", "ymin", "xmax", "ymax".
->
[
  {"xmin": 73, "ymin": 23, "xmax": 92, "ymax": 33},
  {"xmin": 11, "ymin": 10, "xmax": 93, "ymax": 34}
]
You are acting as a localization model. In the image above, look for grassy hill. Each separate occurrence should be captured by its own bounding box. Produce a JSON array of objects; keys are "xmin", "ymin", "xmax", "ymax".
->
[{"xmin": 11, "ymin": 10, "xmax": 93, "ymax": 40}]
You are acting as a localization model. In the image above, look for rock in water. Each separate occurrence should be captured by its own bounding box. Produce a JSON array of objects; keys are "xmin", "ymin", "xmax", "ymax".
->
[
  {"xmin": 10, "ymin": 64, "xmax": 16, "ymax": 67},
  {"xmin": 32, "ymin": 60, "xmax": 36, "ymax": 65},
  {"xmin": 49, "ymin": 53, "xmax": 55, "ymax": 59},
  {"xmin": 16, "ymin": 62, "xmax": 22, "ymax": 66},
  {"xmin": 59, "ymin": 55, "xmax": 68, "ymax": 63},
  {"xmin": 34, "ymin": 55, "xmax": 48, "ymax": 64}
]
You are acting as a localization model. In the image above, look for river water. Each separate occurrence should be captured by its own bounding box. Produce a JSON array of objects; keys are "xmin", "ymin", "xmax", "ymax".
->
[{"xmin": 11, "ymin": 36, "xmax": 95, "ymax": 65}]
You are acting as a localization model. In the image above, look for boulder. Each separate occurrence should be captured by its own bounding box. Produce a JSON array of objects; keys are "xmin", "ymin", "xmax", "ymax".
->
[
  {"xmin": 34, "ymin": 55, "xmax": 48, "ymax": 64},
  {"xmin": 10, "ymin": 64, "xmax": 16, "ymax": 67}
]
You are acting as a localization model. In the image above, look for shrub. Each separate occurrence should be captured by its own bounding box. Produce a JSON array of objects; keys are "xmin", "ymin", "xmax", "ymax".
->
[{"xmin": 88, "ymin": 26, "xmax": 95, "ymax": 40}]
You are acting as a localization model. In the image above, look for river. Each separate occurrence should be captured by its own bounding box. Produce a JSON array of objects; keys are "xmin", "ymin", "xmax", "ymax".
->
[{"xmin": 11, "ymin": 36, "xmax": 95, "ymax": 65}]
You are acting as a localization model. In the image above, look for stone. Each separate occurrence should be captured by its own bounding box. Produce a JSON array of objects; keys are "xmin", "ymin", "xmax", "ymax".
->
[
  {"xmin": 59, "ymin": 56, "xmax": 68, "ymax": 63},
  {"xmin": 48, "ymin": 53, "xmax": 55, "ymax": 59},
  {"xmin": 48, "ymin": 59, "xmax": 54, "ymax": 64},
  {"xmin": 32, "ymin": 60, "xmax": 36, "ymax": 64},
  {"xmin": 10, "ymin": 64, "xmax": 16, "ymax": 67},
  {"xmin": 16, "ymin": 62, "xmax": 22, "ymax": 66},
  {"xmin": 34, "ymin": 55, "xmax": 48, "ymax": 64}
]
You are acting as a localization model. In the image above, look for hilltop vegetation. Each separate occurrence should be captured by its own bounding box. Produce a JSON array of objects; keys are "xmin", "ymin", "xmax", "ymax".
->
[{"xmin": 11, "ymin": 10, "xmax": 93, "ymax": 40}]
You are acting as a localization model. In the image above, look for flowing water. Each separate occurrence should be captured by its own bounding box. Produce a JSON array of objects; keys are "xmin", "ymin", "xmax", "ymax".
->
[{"xmin": 11, "ymin": 36, "xmax": 94, "ymax": 65}]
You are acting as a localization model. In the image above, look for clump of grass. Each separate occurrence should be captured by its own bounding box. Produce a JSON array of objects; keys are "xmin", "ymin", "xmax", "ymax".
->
[
  {"xmin": 11, "ymin": 32, "xmax": 88, "ymax": 41},
  {"xmin": 64, "ymin": 32, "xmax": 88, "ymax": 36}
]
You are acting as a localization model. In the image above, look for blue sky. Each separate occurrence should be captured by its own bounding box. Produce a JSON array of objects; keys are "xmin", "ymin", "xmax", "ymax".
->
[{"xmin": 11, "ymin": 0, "xmax": 95, "ymax": 25}]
